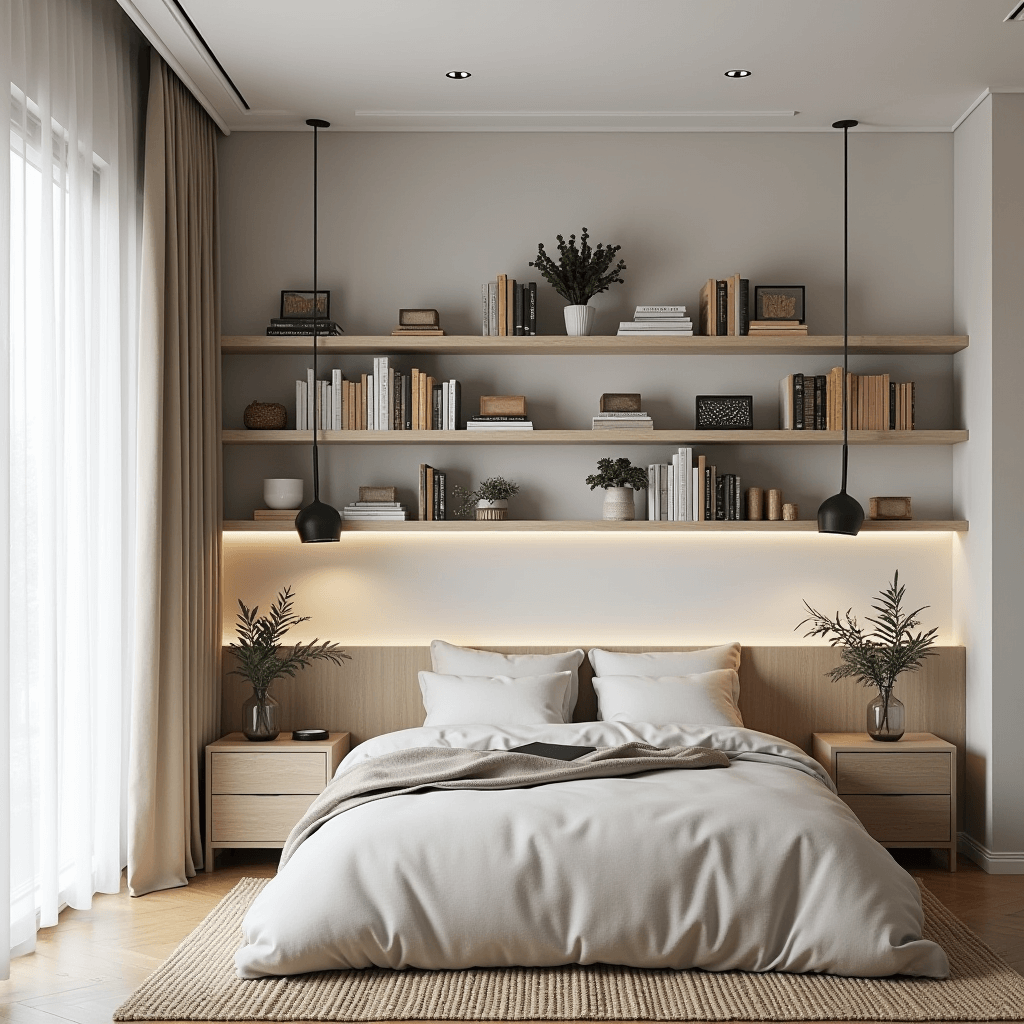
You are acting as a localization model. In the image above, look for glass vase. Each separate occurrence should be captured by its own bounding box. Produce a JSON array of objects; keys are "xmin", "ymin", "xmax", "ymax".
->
[
  {"xmin": 867, "ymin": 691, "xmax": 905, "ymax": 742},
  {"xmin": 242, "ymin": 690, "xmax": 280, "ymax": 741}
]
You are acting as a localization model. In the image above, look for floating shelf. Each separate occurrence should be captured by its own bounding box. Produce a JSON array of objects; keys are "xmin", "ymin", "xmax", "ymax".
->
[
  {"xmin": 222, "ymin": 335, "xmax": 968, "ymax": 357},
  {"xmin": 223, "ymin": 428, "xmax": 968, "ymax": 447},
  {"xmin": 224, "ymin": 519, "xmax": 969, "ymax": 534}
]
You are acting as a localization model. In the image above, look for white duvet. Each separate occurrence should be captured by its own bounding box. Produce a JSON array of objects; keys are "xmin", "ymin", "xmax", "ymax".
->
[{"xmin": 235, "ymin": 722, "xmax": 948, "ymax": 979}]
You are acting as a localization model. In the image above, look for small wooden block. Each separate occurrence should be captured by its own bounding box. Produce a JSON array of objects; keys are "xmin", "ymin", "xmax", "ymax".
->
[
  {"xmin": 600, "ymin": 393, "xmax": 642, "ymax": 413},
  {"xmin": 398, "ymin": 308, "xmax": 440, "ymax": 327},
  {"xmin": 869, "ymin": 496, "xmax": 912, "ymax": 520},
  {"xmin": 360, "ymin": 486, "xmax": 397, "ymax": 502},
  {"xmin": 480, "ymin": 395, "xmax": 527, "ymax": 416}
]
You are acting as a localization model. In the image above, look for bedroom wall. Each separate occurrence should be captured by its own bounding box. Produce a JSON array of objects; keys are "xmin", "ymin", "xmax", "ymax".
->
[
  {"xmin": 218, "ymin": 133, "xmax": 957, "ymax": 644},
  {"xmin": 952, "ymin": 93, "xmax": 1024, "ymax": 872}
]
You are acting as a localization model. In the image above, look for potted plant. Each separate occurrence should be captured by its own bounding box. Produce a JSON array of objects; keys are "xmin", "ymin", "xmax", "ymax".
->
[
  {"xmin": 585, "ymin": 457, "xmax": 649, "ymax": 521},
  {"xmin": 529, "ymin": 228, "xmax": 626, "ymax": 337},
  {"xmin": 229, "ymin": 586, "xmax": 350, "ymax": 741},
  {"xmin": 452, "ymin": 476, "xmax": 521, "ymax": 521},
  {"xmin": 797, "ymin": 571, "xmax": 938, "ymax": 741}
]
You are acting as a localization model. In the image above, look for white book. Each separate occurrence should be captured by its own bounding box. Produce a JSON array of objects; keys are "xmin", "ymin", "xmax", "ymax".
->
[
  {"xmin": 488, "ymin": 281, "xmax": 498, "ymax": 336},
  {"xmin": 442, "ymin": 386, "xmax": 449, "ymax": 432},
  {"xmin": 332, "ymin": 369, "xmax": 342, "ymax": 430},
  {"xmin": 448, "ymin": 380, "xmax": 456, "ymax": 430},
  {"xmin": 295, "ymin": 381, "xmax": 304, "ymax": 430},
  {"xmin": 306, "ymin": 368, "xmax": 314, "ymax": 431},
  {"xmin": 367, "ymin": 374, "xmax": 375, "ymax": 430},
  {"xmin": 659, "ymin": 464, "xmax": 668, "ymax": 521},
  {"xmin": 378, "ymin": 357, "xmax": 390, "ymax": 431},
  {"xmin": 482, "ymin": 284, "xmax": 490, "ymax": 336},
  {"xmin": 668, "ymin": 460, "xmax": 676, "ymax": 522},
  {"xmin": 693, "ymin": 467, "xmax": 699, "ymax": 521},
  {"xmin": 682, "ymin": 447, "xmax": 692, "ymax": 521},
  {"xmin": 635, "ymin": 305, "xmax": 687, "ymax": 314},
  {"xmin": 647, "ymin": 465, "xmax": 655, "ymax": 521},
  {"xmin": 616, "ymin": 330, "xmax": 695, "ymax": 336}
]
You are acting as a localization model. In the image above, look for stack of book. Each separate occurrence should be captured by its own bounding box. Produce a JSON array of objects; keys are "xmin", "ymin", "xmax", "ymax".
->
[
  {"xmin": 342, "ymin": 501, "xmax": 408, "ymax": 521},
  {"xmin": 466, "ymin": 395, "xmax": 533, "ymax": 430},
  {"xmin": 648, "ymin": 451, "xmax": 743, "ymax": 521},
  {"xmin": 698, "ymin": 276, "xmax": 749, "ymax": 336},
  {"xmin": 592, "ymin": 412, "xmax": 653, "ymax": 430},
  {"xmin": 266, "ymin": 318, "xmax": 343, "ymax": 336},
  {"xmin": 417, "ymin": 465, "xmax": 447, "ymax": 520},
  {"xmin": 616, "ymin": 306, "xmax": 693, "ymax": 336},
  {"xmin": 253, "ymin": 509, "xmax": 298, "ymax": 522},
  {"xmin": 294, "ymin": 358, "xmax": 462, "ymax": 431},
  {"xmin": 481, "ymin": 276, "xmax": 537, "ymax": 336},
  {"xmin": 749, "ymin": 320, "xmax": 808, "ymax": 337},
  {"xmin": 780, "ymin": 370, "xmax": 916, "ymax": 430}
]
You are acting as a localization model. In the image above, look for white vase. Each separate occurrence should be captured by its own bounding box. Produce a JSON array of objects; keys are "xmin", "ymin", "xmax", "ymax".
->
[
  {"xmin": 602, "ymin": 486, "xmax": 635, "ymax": 521},
  {"xmin": 563, "ymin": 305, "xmax": 595, "ymax": 337},
  {"xmin": 263, "ymin": 478, "xmax": 303, "ymax": 509},
  {"xmin": 475, "ymin": 498, "xmax": 508, "ymax": 521}
]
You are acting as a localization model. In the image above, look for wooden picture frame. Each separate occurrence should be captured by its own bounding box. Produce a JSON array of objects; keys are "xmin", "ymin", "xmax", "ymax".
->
[
  {"xmin": 753, "ymin": 285, "xmax": 805, "ymax": 323},
  {"xmin": 280, "ymin": 290, "xmax": 330, "ymax": 320}
]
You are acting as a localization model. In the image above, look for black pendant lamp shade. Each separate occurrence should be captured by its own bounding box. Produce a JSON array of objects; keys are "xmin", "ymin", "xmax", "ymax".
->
[
  {"xmin": 296, "ymin": 118, "xmax": 342, "ymax": 543},
  {"xmin": 817, "ymin": 119, "xmax": 865, "ymax": 537}
]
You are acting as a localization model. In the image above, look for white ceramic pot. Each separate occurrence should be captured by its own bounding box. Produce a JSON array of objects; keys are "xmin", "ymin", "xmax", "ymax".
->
[
  {"xmin": 563, "ymin": 305, "xmax": 596, "ymax": 337},
  {"xmin": 475, "ymin": 498, "xmax": 508, "ymax": 521},
  {"xmin": 602, "ymin": 486, "xmax": 635, "ymax": 521},
  {"xmin": 263, "ymin": 478, "xmax": 304, "ymax": 509}
]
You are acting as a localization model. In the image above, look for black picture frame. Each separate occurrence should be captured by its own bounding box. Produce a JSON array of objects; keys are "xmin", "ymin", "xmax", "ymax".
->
[
  {"xmin": 753, "ymin": 285, "xmax": 805, "ymax": 323},
  {"xmin": 695, "ymin": 395, "xmax": 754, "ymax": 430},
  {"xmin": 280, "ymin": 290, "xmax": 330, "ymax": 320}
]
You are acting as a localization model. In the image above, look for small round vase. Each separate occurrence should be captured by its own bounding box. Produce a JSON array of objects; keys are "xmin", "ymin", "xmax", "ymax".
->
[
  {"xmin": 602, "ymin": 486, "xmax": 635, "ymax": 521},
  {"xmin": 242, "ymin": 690, "xmax": 280, "ymax": 741},
  {"xmin": 867, "ymin": 691, "xmax": 905, "ymax": 742},
  {"xmin": 563, "ymin": 305, "xmax": 595, "ymax": 337},
  {"xmin": 475, "ymin": 499, "xmax": 508, "ymax": 521}
]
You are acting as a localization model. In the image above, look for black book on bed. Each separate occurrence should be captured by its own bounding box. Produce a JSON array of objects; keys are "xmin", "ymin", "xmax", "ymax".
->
[{"xmin": 509, "ymin": 742, "xmax": 597, "ymax": 761}]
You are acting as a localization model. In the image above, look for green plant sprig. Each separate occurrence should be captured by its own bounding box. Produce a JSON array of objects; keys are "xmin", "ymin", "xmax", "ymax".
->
[
  {"xmin": 585, "ymin": 457, "xmax": 648, "ymax": 491},
  {"xmin": 229, "ymin": 586, "xmax": 350, "ymax": 694},
  {"xmin": 529, "ymin": 228, "xmax": 626, "ymax": 305},
  {"xmin": 796, "ymin": 571, "xmax": 938, "ymax": 692}
]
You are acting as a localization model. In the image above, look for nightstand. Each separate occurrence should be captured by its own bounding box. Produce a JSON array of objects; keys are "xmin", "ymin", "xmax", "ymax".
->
[
  {"xmin": 204, "ymin": 731, "xmax": 349, "ymax": 872},
  {"xmin": 812, "ymin": 732, "xmax": 957, "ymax": 872}
]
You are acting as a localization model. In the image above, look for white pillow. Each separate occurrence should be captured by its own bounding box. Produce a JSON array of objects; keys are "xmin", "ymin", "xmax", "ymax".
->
[
  {"xmin": 592, "ymin": 671, "xmax": 744, "ymax": 728},
  {"xmin": 430, "ymin": 640, "xmax": 585, "ymax": 721},
  {"xmin": 588, "ymin": 643, "xmax": 742, "ymax": 700},
  {"xmin": 418, "ymin": 671, "xmax": 572, "ymax": 727}
]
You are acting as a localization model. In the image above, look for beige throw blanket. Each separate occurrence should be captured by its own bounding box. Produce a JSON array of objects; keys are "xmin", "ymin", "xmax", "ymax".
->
[{"xmin": 280, "ymin": 742, "xmax": 729, "ymax": 867}]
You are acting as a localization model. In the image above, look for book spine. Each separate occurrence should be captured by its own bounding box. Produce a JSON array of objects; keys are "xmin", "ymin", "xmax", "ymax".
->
[
  {"xmin": 295, "ymin": 381, "xmax": 303, "ymax": 430},
  {"xmin": 726, "ymin": 276, "xmax": 736, "ymax": 337},
  {"xmin": 418, "ymin": 464, "xmax": 427, "ymax": 521},
  {"xmin": 438, "ymin": 470, "xmax": 446, "ymax": 521},
  {"xmin": 716, "ymin": 280, "xmax": 727, "ymax": 336},
  {"xmin": 307, "ymin": 368, "xmax": 314, "ymax": 431},
  {"xmin": 332, "ymin": 369, "xmax": 342, "ymax": 430},
  {"xmin": 715, "ymin": 472, "xmax": 725, "ymax": 521},
  {"xmin": 890, "ymin": 381, "xmax": 897, "ymax": 429},
  {"xmin": 497, "ymin": 275, "xmax": 507, "ymax": 337},
  {"xmin": 528, "ymin": 282, "xmax": 537, "ymax": 335},
  {"xmin": 647, "ymin": 465, "xmax": 655, "ymax": 521},
  {"xmin": 734, "ymin": 475, "xmax": 742, "ymax": 520},
  {"xmin": 911, "ymin": 381, "xmax": 916, "ymax": 429},
  {"xmin": 659, "ymin": 464, "xmax": 668, "ymax": 521},
  {"xmin": 441, "ymin": 382, "xmax": 449, "ymax": 431},
  {"xmin": 482, "ymin": 283, "xmax": 490, "ymax": 336},
  {"xmin": 488, "ymin": 281, "xmax": 498, "ymax": 336},
  {"xmin": 411, "ymin": 369, "xmax": 419, "ymax": 431},
  {"xmin": 794, "ymin": 373, "xmax": 805, "ymax": 430},
  {"xmin": 739, "ymin": 279, "xmax": 749, "ymax": 336},
  {"xmin": 513, "ymin": 282, "xmax": 523, "ymax": 336}
]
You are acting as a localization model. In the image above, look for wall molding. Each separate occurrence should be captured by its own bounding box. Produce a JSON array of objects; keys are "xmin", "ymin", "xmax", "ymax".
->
[{"xmin": 958, "ymin": 831, "xmax": 1024, "ymax": 874}]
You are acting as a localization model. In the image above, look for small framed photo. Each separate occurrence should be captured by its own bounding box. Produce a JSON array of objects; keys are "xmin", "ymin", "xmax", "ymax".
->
[
  {"xmin": 754, "ymin": 285, "xmax": 805, "ymax": 323},
  {"xmin": 280, "ymin": 290, "xmax": 330, "ymax": 320}
]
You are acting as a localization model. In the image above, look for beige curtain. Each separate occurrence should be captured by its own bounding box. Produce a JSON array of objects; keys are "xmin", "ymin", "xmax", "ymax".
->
[{"xmin": 128, "ymin": 53, "xmax": 222, "ymax": 896}]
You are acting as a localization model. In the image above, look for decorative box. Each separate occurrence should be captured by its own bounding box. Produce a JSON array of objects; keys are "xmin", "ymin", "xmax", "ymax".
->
[{"xmin": 695, "ymin": 395, "xmax": 754, "ymax": 430}]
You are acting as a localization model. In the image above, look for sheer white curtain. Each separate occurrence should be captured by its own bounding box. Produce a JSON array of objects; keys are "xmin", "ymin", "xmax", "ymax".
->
[{"xmin": 1, "ymin": 0, "xmax": 141, "ymax": 975}]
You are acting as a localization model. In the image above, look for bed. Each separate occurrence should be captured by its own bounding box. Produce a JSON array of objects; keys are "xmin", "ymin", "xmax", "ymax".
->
[{"xmin": 233, "ymin": 643, "xmax": 949, "ymax": 981}]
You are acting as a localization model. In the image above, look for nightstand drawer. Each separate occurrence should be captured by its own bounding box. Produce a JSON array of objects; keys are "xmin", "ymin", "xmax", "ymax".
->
[
  {"xmin": 843, "ymin": 795, "xmax": 951, "ymax": 843},
  {"xmin": 211, "ymin": 751, "xmax": 327, "ymax": 794},
  {"xmin": 211, "ymin": 794, "xmax": 316, "ymax": 842},
  {"xmin": 836, "ymin": 752, "xmax": 950, "ymax": 794}
]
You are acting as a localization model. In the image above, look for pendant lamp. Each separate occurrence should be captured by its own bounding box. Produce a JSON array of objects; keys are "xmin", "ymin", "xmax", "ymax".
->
[
  {"xmin": 296, "ymin": 118, "xmax": 343, "ymax": 543},
  {"xmin": 817, "ymin": 119, "xmax": 865, "ymax": 537}
]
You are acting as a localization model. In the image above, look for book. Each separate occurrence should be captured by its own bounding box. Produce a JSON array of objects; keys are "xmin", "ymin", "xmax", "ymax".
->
[
  {"xmin": 794, "ymin": 372, "xmax": 805, "ymax": 430},
  {"xmin": 616, "ymin": 329, "xmax": 694, "ymax": 336},
  {"xmin": 618, "ymin": 321, "xmax": 692, "ymax": 329},
  {"xmin": 716, "ymin": 280, "xmax": 728, "ymax": 336},
  {"xmin": 592, "ymin": 417, "xmax": 653, "ymax": 429},
  {"xmin": 488, "ymin": 281, "xmax": 498, "ymax": 336},
  {"xmin": 497, "ymin": 274, "xmax": 507, "ymax": 337},
  {"xmin": 266, "ymin": 326, "xmax": 343, "ymax": 336},
  {"xmin": 726, "ymin": 276, "xmax": 736, "ymax": 337},
  {"xmin": 254, "ymin": 509, "xmax": 299, "ymax": 521},
  {"xmin": 738, "ymin": 278, "xmax": 749, "ymax": 336},
  {"xmin": 635, "ymin": 305, "xmax": 687, "ymax": 314},
  {"xmin": 391, "ymin": 328, "xmax": 445, "ymax": 336},
  {"xmin": 513, "ymin": 282, "xmax": 523, "ymax": 336},
  {"xmin": 270, "ymin": 317, "xmax": 342, "ymax": 329},
  {"xmin": 697, "ymin": 454, "xmax": 706, "ymax": 521},
  {"xmin": 418, "ymin": 464, "xmax": 428, "ymax": 520},
  {"xmin": 468, "ymin": 414, "xmax": 528, "ymax": 422},
  {"xmin": 466, "ymin": 422, "xmax": 534, "ymax": 430},
  {"xmin": 481, "ymin": 283, "xmax": 489, "ymax": 336},
  {"xmin": 447, "ymin": 379, "xmax": 462, "ymax": 429},
  {"xmin": 698, "ymin": 279, "xmax": 715, "ymax": 336},
  {"xmin": 527, "ymin": 282, "xmax": 537, "ymax": 336}
]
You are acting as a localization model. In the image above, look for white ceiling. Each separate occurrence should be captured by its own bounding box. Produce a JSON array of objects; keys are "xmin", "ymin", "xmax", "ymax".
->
[{"xmin": 117, "ymin": 0, "xmax": 1024, "ymax": 134}]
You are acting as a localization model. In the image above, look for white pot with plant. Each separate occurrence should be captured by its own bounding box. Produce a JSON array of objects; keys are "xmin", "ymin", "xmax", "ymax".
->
[
  {"xmin": 452, "ymin": 476, "xmax": 521, "ymax": 521},
  {"xmin": 228, "ymin": 586, "xmax": 350, "ymax": 741},
  {"xmin": 529, "ymin": 228, "xmax": 626, "ymax": 337},
  {"xmin": 586, "ymin": 457, "xmax": 649, "ymax": 521},
  {"xmin": 797, "ymin": 571, "xmax": 938, "ymax": 742}
]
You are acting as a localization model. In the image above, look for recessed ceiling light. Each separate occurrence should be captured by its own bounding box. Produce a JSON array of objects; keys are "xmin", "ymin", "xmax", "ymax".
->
[
  {"xmin": 724, "ymin": 69, "xmax": 752, "ymax": 78},
  {"xmin": 446, "ymin": 71, "xmax": 471, "ymax": 80}
]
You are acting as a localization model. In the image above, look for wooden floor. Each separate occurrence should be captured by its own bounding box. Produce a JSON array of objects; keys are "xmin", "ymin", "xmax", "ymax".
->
[{"xmin": 0, "ymin": 849, "xmax": 1021, "ymax": 1023}]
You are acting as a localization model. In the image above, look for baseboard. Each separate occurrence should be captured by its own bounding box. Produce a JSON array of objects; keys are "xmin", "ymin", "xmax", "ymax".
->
[{"xmin": 958, "ymin": 831, "xmax": 1024, "ymax": 873}]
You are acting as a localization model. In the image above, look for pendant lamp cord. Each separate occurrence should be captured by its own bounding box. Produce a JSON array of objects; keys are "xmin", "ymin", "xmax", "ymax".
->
[
  {"xmin": 311, "ymin": 122, "xmax": 320, "ymax": 502},
  {"xmin": 841, "ymin": 122, "xmax": 850, "ymax": 493}
]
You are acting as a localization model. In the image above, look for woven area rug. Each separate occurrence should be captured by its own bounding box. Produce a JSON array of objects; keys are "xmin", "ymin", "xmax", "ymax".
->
[{"xmin": 114, "ymin": 877, "xmax": 1024, "ymax": 1022}]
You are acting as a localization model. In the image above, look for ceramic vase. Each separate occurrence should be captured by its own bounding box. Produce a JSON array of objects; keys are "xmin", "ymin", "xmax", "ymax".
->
[
  {"xmin": 563, "ymin": 305, "xmax": 595, "ymax": 337},
  {"xmin": 602, "ymin": 486, "xmax": 635, "ymax": 521},
  {"xmin": 475, "ymin": 499, "xmax": 508, "ymax": 521}
]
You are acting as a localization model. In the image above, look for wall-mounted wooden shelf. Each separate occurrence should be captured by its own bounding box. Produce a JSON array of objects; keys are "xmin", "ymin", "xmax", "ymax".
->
[
  {"xmin": 224, "ymin": 519, "xmax": 969, "ymax": 534},
  {"xmin": 221, "ymin": 335, "xmax": 969, "ymax": 357},
  {"xmin": 223, "ymin": 428, "xmax": 968, "ymax": 447}
]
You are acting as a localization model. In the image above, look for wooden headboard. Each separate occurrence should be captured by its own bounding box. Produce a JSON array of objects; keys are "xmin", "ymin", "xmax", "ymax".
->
[{"xmin": 222, "ymin": 644, "xmax": 965, "ymax": 823}]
